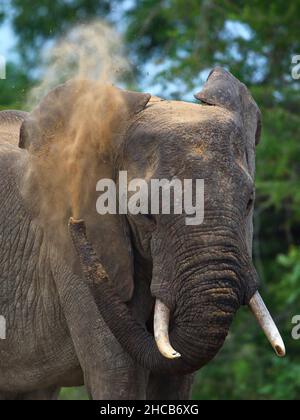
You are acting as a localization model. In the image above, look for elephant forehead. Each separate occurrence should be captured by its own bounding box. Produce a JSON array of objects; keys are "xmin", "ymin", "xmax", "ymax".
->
[
  {"xmin": 146, "ymin": 100, "xmax": 233, "ymax": 125},
  {"xmin": 127, "ymin": 101, "xmax": 244, "ymax": 171},
  {"xmin": 142, "ymin": 100, "xmax": 239, "ymax": 141},
  {"xmin": 138, "ymin": 101, "xmax": 241, "ymax": 158},
  {"xmin": 132, "ymin": 101, "xmax": 250, "ymax": 178}
]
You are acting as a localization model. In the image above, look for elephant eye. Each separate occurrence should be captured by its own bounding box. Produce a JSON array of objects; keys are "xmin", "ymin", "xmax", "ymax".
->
[
  {"xmin": 246, "ymin": 191, "xmax": 255, "ymax": 214},
  {"xmin": 130, "ymin": 213, "xmax": 157, "ymax": 230},
  {"xmin": 140, "ymin": 213, "xmax": 156, "ymax": 230},
  {"xmin": 143, "ymin": 214, "xmax": 156, "ymax": 224}
]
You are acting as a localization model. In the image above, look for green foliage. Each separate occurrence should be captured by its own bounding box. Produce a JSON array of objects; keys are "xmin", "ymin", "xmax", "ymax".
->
[
  {"xmin": 1, "ymin": 0, "xmax": 299, "ymax": 400},
  {"xmin": 59, "ymin": 387, "xmax": 88, "ymax": 400},
  {"xmin": 125, "ymin": 0, "xmax": 300, "ymax": 94},
  {"xmin": 277, "ymin": 247, "xmax": 300, "ymax": 306},
  {"xmin": 0, "ymin": 62, "xmax": 31, "ymax": 109}
]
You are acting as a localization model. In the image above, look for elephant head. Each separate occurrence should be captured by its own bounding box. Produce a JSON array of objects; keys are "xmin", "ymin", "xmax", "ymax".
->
[{"xmin": 20, "ymin": 68, "xmax": 285, "ymax": 375}]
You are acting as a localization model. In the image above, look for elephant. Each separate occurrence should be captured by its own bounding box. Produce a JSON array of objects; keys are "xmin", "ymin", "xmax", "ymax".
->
[
  {"xmin": 0, "ymin": 67, "xmax": 285, "ymax": 400},
  {"xmin": 0, "ymin": 110, "xmax": 28, "ymax": 145}
]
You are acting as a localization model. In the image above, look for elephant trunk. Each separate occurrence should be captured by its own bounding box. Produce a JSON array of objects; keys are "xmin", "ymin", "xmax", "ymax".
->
[
  {"xmin": 69, "ymin": 218, "xmax": 236, "ymax": 373},
  {"xmin": 69, "ymin": 218, "xmax": 285, "ymax": 374}
]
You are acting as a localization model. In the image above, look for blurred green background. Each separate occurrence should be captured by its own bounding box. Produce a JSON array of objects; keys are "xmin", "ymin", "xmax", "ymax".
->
[{"xmin": 0, "ymin": 0, "xmax": 299, "ymax": 400}]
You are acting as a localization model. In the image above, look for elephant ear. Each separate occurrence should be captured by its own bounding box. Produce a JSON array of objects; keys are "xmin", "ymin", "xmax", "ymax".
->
[
  {"xmin": 195, "ymin": 67, "xmax": 262, "ymax": 146},
  {"xmin": 194, "ymin": 67, "xmax": 241, "ymax": 112},
  {"xmin": 19, "ymin": 82, "xmax": 69, "ymax": 151},
  {"xmin": 0, "ymin": 110, "xmax": 28, "ymax": 146},
  {"xmin": 19, "ymin": 81, "xmax": 151, "ymax": 152},
  {"xmin": 19, "ymin": 81, "xmax": 151, "ymax": 302},
  {"xmin": 82, "ymin": 86, "xmax": 151, "ymax": 302}
]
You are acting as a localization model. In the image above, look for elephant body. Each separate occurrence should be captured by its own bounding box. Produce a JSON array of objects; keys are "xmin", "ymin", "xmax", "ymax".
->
[
  {"xmin": 0, "ymin": 135, "xmax": 81, "ymax": 398},
  {"xmin": 0, "ymin": 69, "xmax": 277, "ymax": 400}
]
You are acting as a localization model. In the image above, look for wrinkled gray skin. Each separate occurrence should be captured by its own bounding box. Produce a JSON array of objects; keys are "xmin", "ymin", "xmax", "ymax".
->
[
  {"xmin": 0, "ymin": 68, "xmax": 261, "ymax": 399},
  {"xmin": 0, "ymin": 110, "xmax": 28, "ymax": 144}
]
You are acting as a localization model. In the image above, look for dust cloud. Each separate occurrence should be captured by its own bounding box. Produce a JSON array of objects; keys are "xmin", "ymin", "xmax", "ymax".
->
[
  {"xmin": 22, "ymin": 21, "xmax": 133, "ymax": 232},
  {"xmin": 28, "ymin": 21, "xmax": 130, "ymax": 106}
]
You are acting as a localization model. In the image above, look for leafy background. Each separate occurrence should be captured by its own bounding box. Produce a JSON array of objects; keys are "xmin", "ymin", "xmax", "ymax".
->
[{"xmin": 0, "ymin": 0, "xmax": 299, "ymax": 400}]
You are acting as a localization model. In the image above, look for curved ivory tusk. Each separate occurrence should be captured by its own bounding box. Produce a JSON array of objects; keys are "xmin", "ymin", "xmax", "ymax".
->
[
  {"xmin": 154, "ymin": 299, "xmax": 181, "ymax": 359},
  {"xmin": 249, "ymin": 292, "xmax": 286, "ymax": 357}
]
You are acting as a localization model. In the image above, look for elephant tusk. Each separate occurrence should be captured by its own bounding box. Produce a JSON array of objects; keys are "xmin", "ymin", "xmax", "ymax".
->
[
  {"xmin": 249, "ymin": 292, "xmax": 286, "ymax": 357},
  {"xmin": 154, "ymin": 299, "xmax": 181, "ymax": 360}
]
